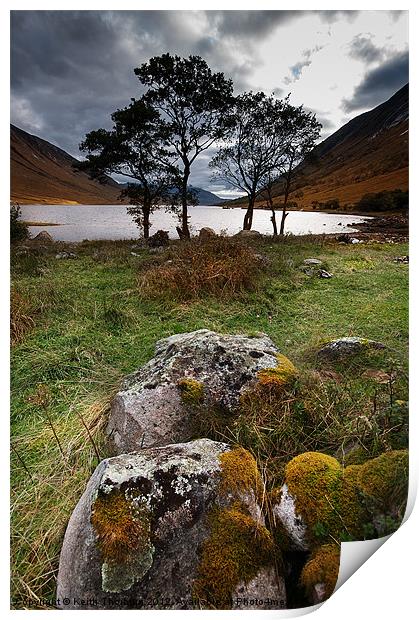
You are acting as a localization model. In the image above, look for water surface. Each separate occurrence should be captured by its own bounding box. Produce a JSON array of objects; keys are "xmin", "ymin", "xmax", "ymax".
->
[{"xmin": 20, "ymin": 204, "xmax": 370, "ymax": 241}]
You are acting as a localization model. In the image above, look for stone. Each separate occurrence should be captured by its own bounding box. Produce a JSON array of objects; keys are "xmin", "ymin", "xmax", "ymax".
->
[
  {"xmin": 303, "ymin": 258, "xmax": 322, "ymax": 266},
  {"xmin": 317, "ymin": 337, "xmax": 386, "ymax": 359},
  {"xmin": 234, "ymin": 229, "xmax": 262, "ymax": 239},
  {"xmin": 272, "ymin": 483, "xmax": 309, "ymax": 551},
  {"xmin": 148, "ymin": 230, "xmax": 169, "ymax": 247},
  {"xmin": 55, "ymin": 251, "xmax": 77, "ymax": 259},
  {"xmin": 32, "ymin": 230, "xmax": 53, "ymax": 243},
  {"xmin": 198, "ymin": 227, "xmax": 217, "ymax": 240},
  {"xmin": 57, "ymin": 439, "xmax": 286, "ymax": 610},
  {"xmin": 319, "ymin": 269, "xmax": 333, "ymax": 278},
  {"xmin": 107, "ymin": 329, "xmax": 282, "ymax": 452}
]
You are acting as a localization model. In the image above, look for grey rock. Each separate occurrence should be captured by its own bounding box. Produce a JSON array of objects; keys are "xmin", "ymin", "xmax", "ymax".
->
[
  {"xmin": 57, "ymin": 439, "xmax": 285, "ymax": 610},
  {"xmin": 319, "ymin": 269, "xmax": 333, "ymax": 278},
  {"xmin": 272, "ymin": 483, "xmax": 309, "ymax": 552},
  {"xmin": 198, "ymin": 227, "xmax": 217, "ymax": 240},
  {"xmin": 55, "ymin": 251, "xmax": 77, "ymax": 260},
  {"xmin": 303, "ymin": 258, "xmax": 322, "ymax": 266},
  {"xmin": 107, "ymin": 329, "xmax": 280, "ymax": 452},
  {"xmin": 234, "ymin": 229, "xmax": 262, "ymax": 239},
  {"xmin": 317, "ymin": 337, "xmax": 385, "ymax": 359}
]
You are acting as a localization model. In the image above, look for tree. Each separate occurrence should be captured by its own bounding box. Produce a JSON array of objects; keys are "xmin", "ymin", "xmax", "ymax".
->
[
  {"xmin": 10, "ymin": 203, "xmax": 29, "ymax": 242},
  {"xmin": 78, "ymin": 97, "xmax": 175, "ymax": 239},
  {"xmin": 275, "ymin": 107, "xmax": 321, "ymax": 235},
  {"xmin": 209, "ymin": 92, "xmax": 296, "ymax": 231},
  {"xmin": 135, "ymin": 54, "xmax": 234, "ymax": 239}
]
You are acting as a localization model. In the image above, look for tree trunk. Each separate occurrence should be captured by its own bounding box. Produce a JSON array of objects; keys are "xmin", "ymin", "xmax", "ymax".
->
[
  {"xmin": 180, "ymin": 164, "xmax": 191, "ymax": 240},
  {"xmin": 143, "ymin": 204, "xmax": 150, "ymax": 239},
  {"xmin": 279, "ymin": 207, "xmax": 288, "ymax": 236},
  {"xmin": 271, "ymin": 209, "xmax": 278, "ymax": 236},
  {"xmin": 243, "ymin": 194, "xmax": 255, "ymax": 230}
]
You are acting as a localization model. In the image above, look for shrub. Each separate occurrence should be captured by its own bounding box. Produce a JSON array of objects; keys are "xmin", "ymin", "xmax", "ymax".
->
[
  {"xmin": 138, "ymin": 236, "xmax": 265, "ymax": 300},
  {"xmin": 354, "ymin": 190, "xmax": 408, "ymax": 212},
  {"xmin": 10, "ymin": 204, "xmax": 29, "ymax": 243}
]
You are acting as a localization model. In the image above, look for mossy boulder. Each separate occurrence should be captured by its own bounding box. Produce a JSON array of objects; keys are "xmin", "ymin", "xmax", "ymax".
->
[
  {"xmin": 272, "ymin": 450, "xmax": 408, "ymax": 550},
  {"xmin": 107, "ymin": 329, "xmax": 290, "ymax": 452},
  {"xmin": 57, "ymin": 439, "xmax": 286, "ymax": 610},
  {"xmin": 300, "ymin": 543, "xmax": 341, "ymax": 604},
  {"xmin": 317, "ymin": 337, "xmax": 385, "ymax": 360}
]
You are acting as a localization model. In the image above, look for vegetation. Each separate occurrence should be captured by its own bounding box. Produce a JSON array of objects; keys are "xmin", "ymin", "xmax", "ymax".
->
[
  {"xmin": 10, "ymin": 234, "xmax": 408, "ymax": 608},
  {"xmin": 353, "ymin": 189, "xmax": 408, "ymax": 212},
  {"xmin": 11, "ymin": 204, "xmax": 29, "ymax": 243}
]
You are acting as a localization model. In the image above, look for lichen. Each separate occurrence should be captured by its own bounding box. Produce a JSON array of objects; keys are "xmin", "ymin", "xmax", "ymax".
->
[
  {"xmin": 300, "ymin": 543, "xmax": 340, "ymax": 602},
  {"xmin": 257, "ymin": 353, "xmax": 297, "ymax": 389},
  {"xmin": 193, "ymin": 503, "xmax": 274, "ymax": 608},
  {"xmin": 91, "ymin": 489, "xmax": 154, "ymax": 592},
  {"xmin": 219, "ymin": 447, "xmax": 264, "ymax": 502},
  {"xmin": 177, "ymin": 377, "xmax": 205, "ymax": 405}
]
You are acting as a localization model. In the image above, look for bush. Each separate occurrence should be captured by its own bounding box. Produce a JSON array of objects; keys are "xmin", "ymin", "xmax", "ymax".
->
[
  {"xmin": 138, "ymin": 236, "xmax": 265, "ymax": 300},
  {"xmin": 11, "ymin": 204, "xmax": 29, "ymax": 243},
  {"xmin": 354, "ymin": 190, "xmax": 408, "ymax": 212}
]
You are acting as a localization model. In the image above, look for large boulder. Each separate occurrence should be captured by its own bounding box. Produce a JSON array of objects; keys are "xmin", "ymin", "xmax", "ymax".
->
[
  {"xmin": 198, "ymin": 227, "xmax": 217, "ymax": 240},
  {"xmin": 234, "ymin": 229, "xmax": 262, "ymax": 239},
  {"xmin": 57, "ymin": 438, "xmax": 286, "ymax": 610},
  {"xmin": 107, "ymin": 329, "xmax": 287, "ymax": 452}
]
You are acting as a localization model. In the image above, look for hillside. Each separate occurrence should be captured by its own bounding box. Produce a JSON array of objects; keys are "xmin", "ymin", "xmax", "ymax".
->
[
  {"xmin": 10, "ymin": 125, "xmax": 124, "ymax": 205},
  {"xmin": 10, "ymin": 125, "xmax": 225, "ymax": 206},
  {"xmin": 257, "ymin": 84, "xmax": 409, "ymax": 211}
]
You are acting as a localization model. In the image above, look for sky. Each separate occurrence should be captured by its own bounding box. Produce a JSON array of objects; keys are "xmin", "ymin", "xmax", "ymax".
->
[{"xmin": 10, "ymin": 10, "xmax": 409, "ymax": 198}]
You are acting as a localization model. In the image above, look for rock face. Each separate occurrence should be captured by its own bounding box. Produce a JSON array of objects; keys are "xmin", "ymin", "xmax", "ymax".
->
[
  {"xmin": 107, "ymin": 329, "xmax": 281, "ymax": 452},
  {"xmin": 317, "ymin": 337, "xmax": 385, "ymax": 359},
  {"xmin": 57, "ymin": 439, "xmax": 286, "ymax": 610}
]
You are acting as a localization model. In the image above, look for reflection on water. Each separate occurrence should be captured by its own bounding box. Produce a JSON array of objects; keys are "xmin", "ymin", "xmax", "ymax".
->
[{"xmin": 19, "ymin": 204, "xmax": 370, "ymax": 242}]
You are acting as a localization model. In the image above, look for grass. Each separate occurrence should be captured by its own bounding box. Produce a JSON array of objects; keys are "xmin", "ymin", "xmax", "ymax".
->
[{"xmin": 10, "ymin": 235, "xmax": 408, "ymax": 608}]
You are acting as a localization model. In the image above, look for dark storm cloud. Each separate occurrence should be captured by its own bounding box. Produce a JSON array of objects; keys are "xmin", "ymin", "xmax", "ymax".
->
[
  {"xmin": 343, "ymin": 51, "xmax": 409, "ymax": 112},
  {"xmin": 348, "ymin": 34, "xmax": 384, "ymax": 64}
]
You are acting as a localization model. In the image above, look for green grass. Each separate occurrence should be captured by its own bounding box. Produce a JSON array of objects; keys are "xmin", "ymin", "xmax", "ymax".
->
[{"xmin": 10, "ymin": 236, "xmax": 408, "ymax": 608}]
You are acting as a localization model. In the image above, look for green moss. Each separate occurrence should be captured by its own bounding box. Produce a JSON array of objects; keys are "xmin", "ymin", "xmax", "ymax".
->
[
  {"xmin": 177, "ymin": 377, "xmax": 205, "ymax": 405},
  {"xmin": 257, "ymin": 353, "xmax": 297, "ymax": 389},
  {"xmin": 91, "ymin": 489, "xmax": 154, "ymax": 592},
  {"xmin": 219, "ymin": 447, "xmax": 264, "ymax": 501},
  {"xmin": 193, "ymin": 504, "xmax": 274, "ymax": 608},
  {"xmin": 300, "ymin": 543, "xmax": 340, "ymax": 601},
  {"xmin": 285, "ymin": 452, "xmax": 343, "ymax": 545}
]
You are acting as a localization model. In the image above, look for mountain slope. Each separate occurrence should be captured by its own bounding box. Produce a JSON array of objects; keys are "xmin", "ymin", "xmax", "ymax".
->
[
  {"xmin": 264, "ymin": 84, "xmax": 409, "ymax": 210},
  {"xmin": 10, "ymin": 125, "xmax": 225, "ymax": 206},
  {"xmin": 11, "ymin": 125, "xmax": 124, "ymax": 205}
]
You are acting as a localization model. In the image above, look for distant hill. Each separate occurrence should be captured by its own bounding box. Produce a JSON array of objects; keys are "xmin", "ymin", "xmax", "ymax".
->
[
  {"xmin": 10, "ymin": 124, "xmax": 225, "ymax": 206},
  {"xmin": 11, "ymin": 124, "xmax": 123, "ymax": 205},
  {"xmin": 266, "ymin": 84, "xmax": 408, "ymax": 210}
]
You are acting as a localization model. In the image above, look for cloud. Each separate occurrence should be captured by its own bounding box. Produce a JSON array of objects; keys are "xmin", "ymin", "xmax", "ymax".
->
[
  {"xmin": 343, "ymin": 51, "xmax": 408, "ymax": 112},
  {"xmin": 348, "ymin": 34, "xmax": 384, "ymax": 64}
]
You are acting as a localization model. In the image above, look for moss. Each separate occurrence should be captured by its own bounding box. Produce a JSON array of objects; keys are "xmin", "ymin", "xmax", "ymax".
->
[
  {"xmin": 300, "ymin": 543, "xmax": 340, "ymax": 602},
  {"xmin": 177, "ymin": 377, "xmax": 205, "ymax": 405},
  {"xmin": 356, "ymin": 450, "xmax": 408, "ymax": 524},
  {"xmin": 91, "ymin": 489, "xmax": 154, "ymax": 592},
  {"xmin": 219, "ymin": 447, "xmax": 264, "ymax": 502},
  {"xmin": 341, "ymin": 465, "xmax": 367, "ymax": 539},
  {"xmin": 285, "ymin": 452, "xmax": 343, "ymax": 545},
  {"xmin": 257, "ymin": 353, "xmax": 297, "ymax": 389},
  {"xmin": 193, "ymin": 504, "xmax": 274, "ymax": 608}
]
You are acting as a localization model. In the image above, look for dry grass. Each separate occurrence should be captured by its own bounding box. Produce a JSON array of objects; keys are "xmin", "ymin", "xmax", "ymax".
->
[
  {"xmin": 11, "ymin": 290, "xmax": 35, "ymax": 345},
  {"xmin": 138, "ymin": 236, "xmax": 265, "ymax": 300}
]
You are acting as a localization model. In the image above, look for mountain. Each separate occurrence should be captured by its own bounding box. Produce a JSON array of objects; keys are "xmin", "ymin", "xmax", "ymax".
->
[
  {"xmin": 10, "ymin": 125, "xmax": 225, "ymax": 206},
  {"xmin": 259, "ymin": 84, "xmax": 409, "ymax": 210},
  {"xmin": 11, "ymin": 125, "xmax": 123, "ymax": 205}
]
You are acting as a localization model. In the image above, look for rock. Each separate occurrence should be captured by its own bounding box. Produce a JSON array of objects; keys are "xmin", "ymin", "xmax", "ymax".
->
[
  {"xmin": 319, "ymin": 269, "xmax": 333, "ymax": 278},
  {"xmin": 300, "ymin": 544, "xmax": 340, "ymax": 604},
  {"xmin": 394, "ymin": 255, "xmax": 408, "ymax": 264},
  {"xmin": 303, "ymin": 258, "xmax": 322, "ymax": 266},
  {"xmin": 148, "ymin": 230, "xmax": 169, "ymax": 247},
  {"xmin": 107, "ymin": 329, "xmax": 284, "ymax": 452},
  {"xmin": 57, "ymin": 439, "xmax": 286, "ymax": 610},
  {"xmin": 55, "ymin": 251, "xmax": 77, "ymax": 259},
  {"xmin": 317, "ymin": 337, "xmax": 386, "ymax": 359},
  {"xmin": 32, "ymin": 230, "xmax": 53, "ymax": 243},
  {"xmin": 234, "ymin": 229, "xmax": 262, "ymax": 239},
  {"xmin": 351, "ymin": 238, "xmax": 361, "ymax": 244},
  {"xmin": 198, "ymin": 227, "xmax": 217, "ymax": 240}
]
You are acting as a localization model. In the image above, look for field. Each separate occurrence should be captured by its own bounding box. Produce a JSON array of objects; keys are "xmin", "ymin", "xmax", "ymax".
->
[{"xmin": 10, "ymin": 234, "xmax": 408, "ymax": 608}]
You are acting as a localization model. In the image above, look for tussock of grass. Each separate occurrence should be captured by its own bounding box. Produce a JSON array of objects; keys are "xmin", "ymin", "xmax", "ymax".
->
[
  {"xmin": 11, "ymin": 290, "xmax": 35, "ymax": 345},
  {"xmin": 138, "ymin": 236, "xmax": 265, "ymax": 300}
]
